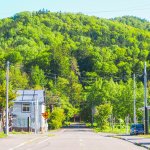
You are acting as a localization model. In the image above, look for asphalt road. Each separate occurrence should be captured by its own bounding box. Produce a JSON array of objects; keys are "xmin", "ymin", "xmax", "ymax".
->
[{"xmin": 0, "ymin": 127, "xmax": 146, "ymax": 150}]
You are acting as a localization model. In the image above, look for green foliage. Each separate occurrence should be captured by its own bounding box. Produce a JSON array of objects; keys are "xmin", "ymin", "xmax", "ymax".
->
[
  {"xmin": 113, "ymin": 16, "xmax": 150, "ymax": 31},
  {"xmin": 6, "ymin": 52, "xmax": 23, "ymax": 64},
  {"xmin": 0, "ymin": 12, "xmax": 149, "ymax": 125},
  {"xmin": 0, "ymin": 83, "xmax": 16, "ymax": 128},
  {"xmin": 0, "ymin": 132, "xmax": 7, "ymax": 138},
  {"xmin": 48, "ymin": 108, "xmax": 65, "ymax": 129},
  {"xmin": 63, "ymin": 121, "xmax": 71, "ymax": 127},
  {"xmin": 30, "ymin": 65, "xmax": 47, "ymax": 88},
  {"xmin": 86, "ymin": 123, "xmax": 92, "ymax": 128},
  {"xmin": 94, "ymin": 103, "xmax": 112, "ymax": 130},
  {"xmin": 94, "ymin": 125, "xmax": 128, "ymax": 134},
  {"xmin": 0, "ymin": 83, "xmax": 16, "ymax": 109},
  {"xmin": 10, "ymin": 65, "xmax": 29, "ymax": 89}
]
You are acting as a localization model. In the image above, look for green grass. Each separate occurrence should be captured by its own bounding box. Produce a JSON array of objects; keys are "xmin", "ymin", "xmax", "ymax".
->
[
  {"xmin": 94, "ymin": 127, "xmax": 129, "ymax": 134},
  {"xmin": 138, "ymin": 134, "xmax": 150, "ymax": 138},
  {"xmin": 0, "ymin": 132, "xmax": 7, "ymax": 138},
  {"xmin": 11, "ymin": 130, "xmax": 32, "ymax": 134},
  {"xmin": 47, "ymin": 133, "xmax": 55, "ymax": 137}
]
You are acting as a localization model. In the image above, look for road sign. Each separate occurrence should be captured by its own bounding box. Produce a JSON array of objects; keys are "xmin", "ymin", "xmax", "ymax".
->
[{"xmin": 42, "ymin": 112, "xmax": 48, "ymax": 119}]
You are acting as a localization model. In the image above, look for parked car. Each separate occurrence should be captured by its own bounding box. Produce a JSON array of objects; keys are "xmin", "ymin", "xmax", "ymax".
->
[{"xmin": 130, "ymin": 123, "xmax": 144, "ymax": 135}]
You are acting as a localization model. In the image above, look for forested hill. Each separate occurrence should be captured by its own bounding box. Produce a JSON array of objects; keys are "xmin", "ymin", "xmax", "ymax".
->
[
  {"xmin": 0, "ymin": 11, "xmax": 150, "ymax": 122},
  {"xmin": 112, "ymin": 16, "xmax": 150, "ymax": 31},
  {"xmin": 0, "ymin": 11, "xmax": 150, "ymax": 80}
]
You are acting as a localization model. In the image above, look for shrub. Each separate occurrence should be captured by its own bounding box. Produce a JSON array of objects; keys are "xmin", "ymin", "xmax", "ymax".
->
[
  {"xmin": 86, "ymin": 123, "xmax": 92, "ymax": 127},
  {"xmin": 94, "ymin": 103, "xmax": 112, "ymax": 130},
  {"xmin": 93, "ymin": 122, "xmax": 98, "ymax": 127},
  {"xmin": 48, "ymin": 107, "xmax": 65, "ymax": 129},
  {"xmin": 0, "ymin": 132, "xmax": 6, "ymax": 138},
  {"xmin": 63, "ymin": 121, "xmax": 71, "ymax": 127}
]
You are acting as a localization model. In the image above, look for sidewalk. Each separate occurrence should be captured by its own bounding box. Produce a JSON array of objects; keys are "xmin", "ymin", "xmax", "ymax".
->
[
  {"xmin": 98, "ymin": 132, "xmax": 150, "ymax": 149},
  {"xmin": 115, "ymin": 135, "xmax": 150, "ymax": 149}
]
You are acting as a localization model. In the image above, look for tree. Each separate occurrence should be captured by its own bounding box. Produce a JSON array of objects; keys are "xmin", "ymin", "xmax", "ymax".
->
[
  {"xmin": 10, "ymin": 65, "xmax": 29, "ymax": 89},
  {"xmin": 0, "ymin": 83, "xmax": 16, "ymax": 128},
  {"xmin": 0, "ymin": 12, "xmax": 149, "ymax": 125},
  {"xmin": 48, "ymin": 107, "xmax": 65, "ymax": 129},
  {"xmin": 68, "ymin": 71, "xmax": 83, "ymax": 107},
  {"xmin": 94, "ymin": 103, "xmax": 112, "ymax": 130},
  {"xmin": 30, "ymin": 65, "xmax": 47, "ymax": 88}
]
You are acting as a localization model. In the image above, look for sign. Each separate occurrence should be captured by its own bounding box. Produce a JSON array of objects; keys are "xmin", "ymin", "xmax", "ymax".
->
[{"xmin": 42, "ymin": 112, "xmax": 48, "ymax": 119}]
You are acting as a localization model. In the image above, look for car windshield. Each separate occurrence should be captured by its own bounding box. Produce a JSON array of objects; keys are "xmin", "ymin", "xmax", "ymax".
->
[{"xmin": 131, "ymin": 124, "xmax": 144, "ymax": 129}]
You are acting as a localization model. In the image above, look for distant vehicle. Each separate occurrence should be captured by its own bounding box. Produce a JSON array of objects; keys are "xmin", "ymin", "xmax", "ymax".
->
[{"xmin": 130, "ymin": 123, "xmax": 144, "ymax": 135}]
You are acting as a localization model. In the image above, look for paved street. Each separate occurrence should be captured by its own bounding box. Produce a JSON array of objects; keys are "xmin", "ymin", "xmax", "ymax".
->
[
  {"xmin": 0, "ymin": 127, "xmax": 146, "ymax": 150},
  {"xmin": 116, "ymin": 135, "xmax": 150, "ymax": 149}
]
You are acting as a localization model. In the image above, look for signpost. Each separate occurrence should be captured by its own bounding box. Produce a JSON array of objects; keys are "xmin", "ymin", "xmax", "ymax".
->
[{"xmin": 42, "ymin": 112, "xmax": 48, "ymax": 119}]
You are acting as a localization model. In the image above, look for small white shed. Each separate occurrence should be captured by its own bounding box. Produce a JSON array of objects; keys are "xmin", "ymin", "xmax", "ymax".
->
[{"xmin": 11, "ymin": 90, "xmax": 47, "ymax": 132}]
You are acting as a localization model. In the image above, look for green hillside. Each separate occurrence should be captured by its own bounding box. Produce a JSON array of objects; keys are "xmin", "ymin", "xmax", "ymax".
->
[
  {"xmin": 0, "ymin": 10, "xmax": 150, "ymax": 127},
  {"xmin": 112, "ymin": 16, "xmax": 150, "ymax": 31}
]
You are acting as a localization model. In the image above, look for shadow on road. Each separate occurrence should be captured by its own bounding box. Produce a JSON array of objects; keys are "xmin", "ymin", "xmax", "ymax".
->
[
  {"xmin": 63, "ymin": 123, "xmax": 87, "ymax": 128},
  {"xmin": 63, "ymin": 123, "xmax": 93, "ymax": 132},
  {"xmin": 64, "ymin": 129, "xmax": 93, "ymax": 133}
]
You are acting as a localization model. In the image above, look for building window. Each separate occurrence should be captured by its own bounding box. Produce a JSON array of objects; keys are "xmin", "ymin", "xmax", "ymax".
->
[{"xmin": 22, "ymin": 103, "xmax": 30, "ymax": 112}]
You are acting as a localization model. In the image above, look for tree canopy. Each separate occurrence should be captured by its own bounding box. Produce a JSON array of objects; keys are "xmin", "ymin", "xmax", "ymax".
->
[{"xmin": 0, "ymin": 10, "xmax": 150, "ymax": 125}]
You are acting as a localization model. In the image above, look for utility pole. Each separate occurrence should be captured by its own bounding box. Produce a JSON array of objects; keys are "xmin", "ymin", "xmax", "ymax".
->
[
  {"xmin": 144, "ymin": 62, "xmax": 148, "ymax": 134},
  {"xmin": 91, "ymin": 103, "xmax": 94, "ymax": 127},
  {"xmin": 125, "ymin": 115, "xmax": 129, "ymax": 134},
  {"xmin": 34, "ymin": 95, "xmax": 39, "ymax": 134},
  {"xmin": 54, "ymin": 74, "xmax": 56, "ymax": 87},
  {"xmin": 6, "ymin": 61, "xmax": 9, "ymax": 135},
  {"xmin": 133, "ymin": 74, "xmax": 136, "ymax": 124}
]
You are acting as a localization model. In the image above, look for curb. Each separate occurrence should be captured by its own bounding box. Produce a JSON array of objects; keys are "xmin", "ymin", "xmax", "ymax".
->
[{"xmin": 113, "ymin": 136, "xmax": 149, "ymax": 149}]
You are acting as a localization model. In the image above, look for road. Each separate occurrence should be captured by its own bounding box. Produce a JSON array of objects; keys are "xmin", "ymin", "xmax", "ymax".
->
[{"xmin": 0, "ymin": 126, "xmax": 146, "ymax": 150}]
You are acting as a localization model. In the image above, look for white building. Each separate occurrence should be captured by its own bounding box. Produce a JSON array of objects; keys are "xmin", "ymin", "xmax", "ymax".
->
[{"xmin": 11, "ymin": 90, "xmax": 47, "ymax": 132}]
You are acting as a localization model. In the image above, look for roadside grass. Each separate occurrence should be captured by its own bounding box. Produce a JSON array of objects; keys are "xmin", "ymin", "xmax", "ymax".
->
[
  {"xmin": 48, "ymin": 128, "xmax": 62, "ymax": 132},
  {"xmin": 138, "ymin": 134, "xmax": 150, "ymax": 138},
  {"xmin": 86, "ymin": 123, "xmax": 98, "ymax": 128},
  {"xmin": 11, "ymin": 130, "xmax": 32, "ymax": 134},
  {"xmin": 86, "ymin": 122, "xmax": 130, "ymax": 135},
  {"xmin": 94, "ymin": 127, "xmax": 129, "ymax": 134},
  {"xmin": 47, "ymin": 133, "xmax": 55, "ymax": 137},
  {"xmin": 0, "ymin": 132, "xmax": 7, "ymax": 138}
]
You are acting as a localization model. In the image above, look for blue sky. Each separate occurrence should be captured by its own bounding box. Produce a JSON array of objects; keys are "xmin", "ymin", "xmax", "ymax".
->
[{"xmin": 1, "ymin": 0, "xmax": 150, "ymax": 20}]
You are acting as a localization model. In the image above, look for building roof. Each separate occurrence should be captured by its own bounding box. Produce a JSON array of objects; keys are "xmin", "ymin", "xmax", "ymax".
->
[{"xmin": 15, "ymin": 90, "xmax": 45, "ymax": 103}]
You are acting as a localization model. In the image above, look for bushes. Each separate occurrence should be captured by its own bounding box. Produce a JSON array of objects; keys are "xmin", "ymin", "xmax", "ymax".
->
[
  {"xmin": 0, "ymin": 132, "xmax": 6, "ymax": 138},
  {"xmin": 94, "ymin": 126, "xmax": 127, "ymax": 134},
  {"xmin": 86, "ymin": 123, "xmax": 92, "ymax": 128},
  {"xmin": 63, "ymin": 121, "xmax": 71, "ymax": 127},
  {"xmin": 86, "ymin": 122, "xmax": 97, "ymax": 128},
  {"xmin": 48, "ymin": 108, "xmax": 65, "ymax": 129},
  {"xmin": 94, "ymin": 103, "xmax": 112, "ymax": 130}
]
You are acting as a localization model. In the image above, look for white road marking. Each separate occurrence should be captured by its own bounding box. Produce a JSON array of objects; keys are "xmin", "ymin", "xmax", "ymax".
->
[
  {"xmin": 38, "ymin": 138, "xmax": 49, "ymax": 144},
  {"xmin": 79, "ymin": 138, "xmax": 85, "ymax": 147},
  {"xmin": 8, "ymin": 137, "xmax": 41, "ymax": 150}
]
